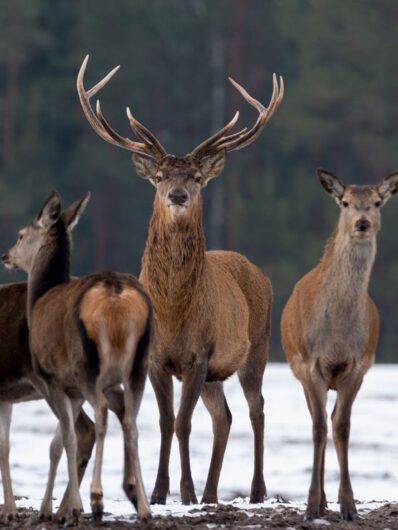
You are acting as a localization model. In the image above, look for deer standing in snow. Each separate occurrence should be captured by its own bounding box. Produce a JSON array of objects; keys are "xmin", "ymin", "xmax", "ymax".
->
[
  {"xmin": 3, "ymin": 191, "xmax": 152, "ymax": 524},
  {"xmin": 77, "ymin": 55, "xmax": 283, "ymax": 504},
  {"xmin": 281, "ymin": 168, "xmax": 398, "ymax": 521}
]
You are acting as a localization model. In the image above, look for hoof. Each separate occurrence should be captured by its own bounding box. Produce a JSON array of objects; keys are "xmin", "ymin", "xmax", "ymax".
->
[
  {"xmin": 91, "ymin": 492, "xmax": 104, "ymax": 521},
  {"xmin": 4, "ymin": 512, "xmax": 18, "ymax": 524},
  {"xmin": 201, "ymin": 494, "xmax": 218, "ymax": 504}
]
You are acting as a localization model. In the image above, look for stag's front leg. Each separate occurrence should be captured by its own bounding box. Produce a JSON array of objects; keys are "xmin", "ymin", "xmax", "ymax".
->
[
  {"xmin": 201, "ymin": 382, "xmax": 232, "ymax": 504},
  {"xmin": 0, "ymin": 403, "xmax": 17, "ymax": 523},
  {"xmin": 175, "ymin": 360, "xmax": 207, "ymax": 504},
  {"xmin": 149, "ymin": 367, "xmax": 175, "ymax": 504},
  {"xmin": 332, "ymin": 372, "xmax": 363, "ymax": 521}
]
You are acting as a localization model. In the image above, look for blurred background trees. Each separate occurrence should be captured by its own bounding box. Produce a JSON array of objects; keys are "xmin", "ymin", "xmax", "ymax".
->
[{"xmin": 0, "ymin": 0, "xmax": 397, "ymax": 361}]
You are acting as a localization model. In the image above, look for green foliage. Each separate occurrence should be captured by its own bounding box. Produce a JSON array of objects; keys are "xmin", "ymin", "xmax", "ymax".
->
[{"xmin": 0, "ymin": 0, "xmax": 397, "ymax": 361}]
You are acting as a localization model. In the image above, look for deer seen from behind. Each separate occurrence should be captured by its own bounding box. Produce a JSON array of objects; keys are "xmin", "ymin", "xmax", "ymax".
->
[
  {"xmin": 281, "ymin": 168, "xmax": 398, "ymax": 521},
  {"xmin": 77, "ymin": 55, "xmax": 283, "ymax": 505},
  {"xmin": 3, "ymin": 191, "xmax": 152, "ymax": 525}
]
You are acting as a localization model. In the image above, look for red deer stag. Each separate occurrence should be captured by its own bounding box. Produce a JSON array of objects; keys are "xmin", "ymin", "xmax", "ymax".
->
[
  {"xmin": 281, "ymin": 168, "xmax": 398, "ymax": 520},
  {"xmin": 3, "ymin": 191, "xmax": 152, "ymax": 524},
  {"xmin": 77, "ymin": 55, "xmax": 283, "ymax": 504}
]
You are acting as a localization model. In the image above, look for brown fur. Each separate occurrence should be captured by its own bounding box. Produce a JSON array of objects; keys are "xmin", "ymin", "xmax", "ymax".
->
[
  {"xmin": 4, "ymin": 192, "xmax": 152, "ymax": 524},
  {"xmin": 280, "ymin": 170, "xmax": 398, "ymax": 521},
  {"xmin": 139, "ymin": 156, "xmax": 272, "ymax": 505},
  {"xmin": 0, "ymin": 281, "xmax": 95, "ymax": 523},
  {"xmin": 80, "ymin": 284, "xmax": 148, "ymax": 353}
]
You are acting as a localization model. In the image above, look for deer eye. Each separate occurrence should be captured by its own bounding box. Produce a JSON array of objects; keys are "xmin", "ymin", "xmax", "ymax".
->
[
  {"xmin": 155, "ymin": 175, "xmax": 162, "ymax": 183},
  {"xmin": 342, "ymin": 200, "xmax": 349, "ymax": 207},
  {"xmin": 18, "ymin": 234, "xmax": 23, "ymax": 241},
  {"xmin": 374, "ymin": 200, "xmax": 381, "ymax": 207},
  {"xmin": 195, "ymin": 175, "xmax": 202, "ymax": 184}
]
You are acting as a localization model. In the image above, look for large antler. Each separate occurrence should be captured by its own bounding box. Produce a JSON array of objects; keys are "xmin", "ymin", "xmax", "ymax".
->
[
  {"xmin": 77, "ymin": 55, "xmax": 167, "ymax": 161},
  {"xmin": 190, "ymin": 73, "xmax": 284, "ymax": 160}
]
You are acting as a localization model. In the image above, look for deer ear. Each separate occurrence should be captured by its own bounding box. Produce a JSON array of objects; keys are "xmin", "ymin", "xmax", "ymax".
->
[
  {"xmin": 316, "ymin": 168, "xmax": 345, "ymax": 201},
  {"xmin": 132, "ymin": 153, "xmax": 158, "ymax": 183},
  {"xmin": 36, "ymin": 191, "xmax": 62, "ymax": 229},
  {"xmin": 377, "ymin": 171, "xmax": 398, "ymax": 205},
  {"xmin": 62, "ymin": 192, "xmax": 90, "ymax": 231},
  {"xmin": 200, "ymin": 149, "xmax": 227, "ymax": 182}
]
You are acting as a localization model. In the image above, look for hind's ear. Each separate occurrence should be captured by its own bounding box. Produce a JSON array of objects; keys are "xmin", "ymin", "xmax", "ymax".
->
[
  {"xmin": 36, "ymin": 191, "xmax": 62, "ymax": 229},
  {"xmin": 316, "ymin": 168, "xmax": 345, "ymax": 202},
  {"xmin": 62, "ymin": 192, "xmax": 90, "ymax": 231},
  {"xmin": 377, "ymin": 172, "xmax": 398, "ymax": 206}
]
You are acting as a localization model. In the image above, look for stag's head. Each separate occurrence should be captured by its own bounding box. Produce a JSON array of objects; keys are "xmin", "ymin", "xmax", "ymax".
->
[
  {"xmin": 77, "ymin": 55, "xmax": 283, "ymax": 220},
  {"xmin": 317, "ymin": 168, "xmax": 398, "ymax": 241}
]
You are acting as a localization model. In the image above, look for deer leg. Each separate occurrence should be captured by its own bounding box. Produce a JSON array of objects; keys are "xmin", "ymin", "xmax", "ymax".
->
[
  {"xmin": 332, "ymin": 372, "xmax": 363, "ymax": 521},
  {"xmin": 149, "ymin": 367, "xmax": 174, "ymax": 504},
  {"xmin": 303, "ymin": 388, "xmax": 327, "ymax": 513},
  {"xmin": 238, "ymin": 362, "xmax": 267, "ymax": 503},
  {"xmin": 200, "ymin": 382, "xmax": 232, "ymax": 504},
  {"xmin": 55, "ymin": 409, "xmax": 95, "ymax": 520},
  {"xmin": 304, "ymin": 377, "xmax": 328, "ymax": 520},
  {"xmin": 45, "ymin": 388, "xmax": 83, "ymax": 526},
  {"xmin": 122, "ymin": 369, "xmax": 151, "ymax": 522},
  {"xmin": 39, "ymin": 423, "xmax": 62, "ymax": 520},
  {"xmin": 89, "ymin": 392, "xmax": 108, "ymax": 521},
  {"xmin": 175, "ymin": 361, "xmax": 207, "ymax": 505},
  {"xmin": 0, "ymin": 403, "xmax": 17, "ymax": 523}
]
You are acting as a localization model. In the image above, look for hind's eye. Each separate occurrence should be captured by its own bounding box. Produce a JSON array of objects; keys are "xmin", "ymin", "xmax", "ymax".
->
[
  {"xmin": 18, "ymin": 234, "xmax": 23, "ymax": 241},
  {"xmin": 195, "ymin": 175, "xmax": 202, "ymax": 184},
  {"xmin": 155, "ymin": 175, "xmax": 162, "ymax": 183},
  {"xmin": 374, "ymin": 200, "xmax": 381, "ymax": 207},
  {"xmin": 342, "ymin": 200, "xmax": 349, "ymax": 207}
]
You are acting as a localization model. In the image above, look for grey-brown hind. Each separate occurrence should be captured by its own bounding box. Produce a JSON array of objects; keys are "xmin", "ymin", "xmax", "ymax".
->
[{"xmin": 281, "ymin": 168, "xmax": 398, "ymax": 521}]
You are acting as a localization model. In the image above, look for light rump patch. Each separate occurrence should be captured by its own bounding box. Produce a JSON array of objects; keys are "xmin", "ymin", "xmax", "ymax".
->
[{"xmin": 80, "ymin": 284, "xmax": 149, "ymax": 353}]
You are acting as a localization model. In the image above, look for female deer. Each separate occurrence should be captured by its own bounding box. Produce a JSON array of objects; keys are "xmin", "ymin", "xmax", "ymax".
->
[
  {"xmin": 281, "ymin": 168, "xmax": 398, "ymax": 521},
  {"xmin": 3, "ymin": 191, "xmax": 152, "ymax": 524}
]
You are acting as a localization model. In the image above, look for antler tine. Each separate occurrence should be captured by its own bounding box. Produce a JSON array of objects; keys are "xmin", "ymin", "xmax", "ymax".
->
[
  {"xmin": 77, "ymin": 55, "xmax": 164, "ymax": 160},
  {"xmin": 189, "ymin": 111, "xmax": 240, "ymax": 160},
  {"xmin": 215, "ymin": 73, "xmax": 283, "ymax": 152},
  {"xmin": 126, "ymin": 108, "xmax": 167, "ymax": 157},
  {"xmin": 95, "ymin": 101, "xmax": 154, "ymax": 156}
]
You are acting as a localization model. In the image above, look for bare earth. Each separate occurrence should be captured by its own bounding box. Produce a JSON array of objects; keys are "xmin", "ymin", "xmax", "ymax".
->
[{"xmin": 2, "ymin": 501, "xmax": 397, "ymax": 529}]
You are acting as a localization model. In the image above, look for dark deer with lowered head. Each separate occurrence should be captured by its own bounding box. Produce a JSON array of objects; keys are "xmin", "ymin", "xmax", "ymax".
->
[
  {"xmin": 77, "ymin": 55, "xmax": 283, "ymax": 504},
  {"xmin": 3, "ymin": 191, "xmax": 152, "ymax": 524},
  {"xmin": 281, "ymin": 168, "xmax": 398, "ymax": 521},
  {"xmin": 0, "ymin": 283, "xmax": 95, "ymax": 523}
]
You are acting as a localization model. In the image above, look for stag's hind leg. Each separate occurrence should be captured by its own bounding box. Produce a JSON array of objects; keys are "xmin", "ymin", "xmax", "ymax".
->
[
  {"xmin": 332, "ymin": 371, "xmax": 363, "ymax": 521},
  {"xmin": 201, "ymin": 382, "xmax": 232, "ymax": 504},
  {"xmin": 238, "ymin": 341, "xmax": 268, "ymax": 503},
  {"xmin": 0, "ymin": 403, "xmax": 17, "ymax": 523},
  {"xmin": 150, "ymin": 367, "xmax": 174, "ymax": 505}
]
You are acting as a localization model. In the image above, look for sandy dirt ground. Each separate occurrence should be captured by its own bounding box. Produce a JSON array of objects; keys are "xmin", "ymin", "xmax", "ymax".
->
[{"xmin": 1, "ymin": 500, "xmax": 397, "ymax": 529}]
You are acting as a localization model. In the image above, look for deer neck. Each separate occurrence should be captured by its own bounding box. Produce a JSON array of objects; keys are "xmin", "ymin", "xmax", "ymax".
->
[
  {"xmin": 318, "ymin": 220, "xmax": 376, "ymax": 312},
  {"xmin": 27, "ymin": 227, "xmax": 71, "ymax": 327},
  {"xmin": 141, "ymin": 194, "xmax": 206, "ymax": 327}
]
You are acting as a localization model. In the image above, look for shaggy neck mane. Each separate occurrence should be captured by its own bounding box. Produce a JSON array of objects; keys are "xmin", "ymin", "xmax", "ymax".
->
[
  {"xmin": 141, "ymin": 194, "xmax": 205, "ymax": 327},
  {"xmin": 28, "ymin": 222, "xmax": 71, "ymax": 326}
]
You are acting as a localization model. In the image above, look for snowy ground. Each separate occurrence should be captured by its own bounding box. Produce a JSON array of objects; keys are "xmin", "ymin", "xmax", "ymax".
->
[{"xmin": 6, "ymin": 363, "xmax": 398, "ymax": 517}]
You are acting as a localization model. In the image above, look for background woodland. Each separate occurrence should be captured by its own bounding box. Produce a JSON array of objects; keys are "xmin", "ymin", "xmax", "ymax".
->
[{"xmin": 1, "ymin": 0, "xmax": 397, "ymax": 361}]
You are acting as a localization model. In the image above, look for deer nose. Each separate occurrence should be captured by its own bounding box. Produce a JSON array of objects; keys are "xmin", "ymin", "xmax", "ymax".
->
[
  {"xmin": 2, "ymin": 252, "xmax": 9, "ymax": 263},
  {"xmin": 168, "ymin": 188, "xmax": 188, "ymax": 205},
  {"xmin": 356, "ymin": 219, "xmax": 370, "ymax": 232}
]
